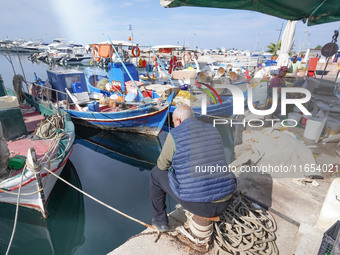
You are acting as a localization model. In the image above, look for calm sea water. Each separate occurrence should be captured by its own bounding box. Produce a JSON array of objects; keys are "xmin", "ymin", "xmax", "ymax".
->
[{"xmin": 0, "ymin": 53, "xmax": 234, "ymax": 255}]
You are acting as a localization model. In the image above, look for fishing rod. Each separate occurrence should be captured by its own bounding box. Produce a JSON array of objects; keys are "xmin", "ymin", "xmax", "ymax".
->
[
  {"xmin": 146, "ymin": 41, "xmax": 176, "ymax": 87},
  {"xmin": 106, "ymin": 35, "xmax": 144, "ymax": 100}
]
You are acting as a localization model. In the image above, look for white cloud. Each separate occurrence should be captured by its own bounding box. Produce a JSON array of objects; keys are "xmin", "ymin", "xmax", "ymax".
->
[{"xmin": 121, "ymin": 2, "xmax": 133, "ymax": 8}]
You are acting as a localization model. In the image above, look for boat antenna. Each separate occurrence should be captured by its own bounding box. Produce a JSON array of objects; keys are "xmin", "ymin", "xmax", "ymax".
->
[{"xmin": 106, "ymin": 35, "xmax": 144, "ymax": 100}]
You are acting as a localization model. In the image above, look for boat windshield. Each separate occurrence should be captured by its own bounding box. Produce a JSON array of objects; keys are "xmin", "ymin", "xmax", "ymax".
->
[{"xmin": 65, "ymin": 75, "xmax": 82, "ymax": 89}]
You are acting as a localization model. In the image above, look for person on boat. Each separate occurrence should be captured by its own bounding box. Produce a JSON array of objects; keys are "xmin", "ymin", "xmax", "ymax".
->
[
  {"xmin": 268, "ymin": 66, "xmax": 288, "ymax": 116},
  {"xmin": 149, "ymin": 105, "xmax": 236, "ymax": 231},
  {"xmin": 269, "ymin": 66, "xmax": 288, "ymax": 93},
  {"xmin": 288, "ymin": 55, "xmax": 302, "ymax": 74}
]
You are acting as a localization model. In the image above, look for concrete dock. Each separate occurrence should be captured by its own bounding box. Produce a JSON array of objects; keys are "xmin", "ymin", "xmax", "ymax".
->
[
  {"xmin": 108, "ymin": 126, "xmax": 339, "ymax": 254},
  {"xmin": 108, "ymin": 68, "xmax": 340, "ymax": 255}
]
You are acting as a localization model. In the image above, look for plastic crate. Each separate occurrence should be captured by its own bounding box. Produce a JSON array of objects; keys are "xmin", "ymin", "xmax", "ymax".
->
[
  {"xmin": 88, "ymin": 101, "xmax": 100, "ymax": 112},
  {"xmin": 318, "ymin": 221, "xmax": 340, "ymax": 255}
]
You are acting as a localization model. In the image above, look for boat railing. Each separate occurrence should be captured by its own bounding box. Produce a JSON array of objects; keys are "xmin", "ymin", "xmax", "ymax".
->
[{"xmin": 30, "ymin": 82, "xmax": 70, "ymax": 111}]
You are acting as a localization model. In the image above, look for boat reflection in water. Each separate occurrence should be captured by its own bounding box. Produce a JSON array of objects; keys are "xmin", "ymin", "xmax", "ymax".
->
[
  {"xmin": 0, "ymin": 160, "xmax": 85, "ymax": 255},
  {"xmin": 75, "ymin": 126, "xmax": 162, "ymax": 170}
]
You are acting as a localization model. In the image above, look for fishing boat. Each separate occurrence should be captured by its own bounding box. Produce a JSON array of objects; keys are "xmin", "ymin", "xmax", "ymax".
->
[
  {"xmin": 75, "ymin": 126, "xmax": 162, "ymax": 169},
  {"xmin": 166, "ymin": 77, "xmax": 249, "ymax": 117},
  {"xmin": 32, "ymin": 69, "xmax": 174, "ymax": 136},
  {"xmin": 86, "ymin": 62, "xmax": 143, "ymax": 97},
  {"xmin": 0, "ymin": 161, "xmax": 85, "ymax": 254},
  {"xmin": 60, "ymin": 54, "xmax": 92, "ymax": 65},
  {"xmin": 87, "ymin": 46, "xmax": 248, "ymax": 118},
  {"xmin": 60, "ymin": 46, "xmax": 92, "ymax": 66},
  {"xmin": 0, "ymin": 75, "xmax": 75, "ymax": 218}
]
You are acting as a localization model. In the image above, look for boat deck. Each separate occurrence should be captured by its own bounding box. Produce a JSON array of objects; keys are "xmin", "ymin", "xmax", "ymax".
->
[
  {"xmin": 6, "ymin": 110, "xmax": 58, "ymax": 175},
  {"xmin": 22, "ymin": 111, "xmax": 45, "ymax": 133},
  {"xmin": 7, "ymin": 138, "xmax": 57, "ymax": 161}
]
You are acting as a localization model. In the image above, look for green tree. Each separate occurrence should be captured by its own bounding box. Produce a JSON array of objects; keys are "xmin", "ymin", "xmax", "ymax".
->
[
  {"xmin": 315, "ymin": 45, "xmax": 322, "ymax": 49},
  {"xmin": 266, "ymin": 41, "xmax": 281, "ymax": 57}
]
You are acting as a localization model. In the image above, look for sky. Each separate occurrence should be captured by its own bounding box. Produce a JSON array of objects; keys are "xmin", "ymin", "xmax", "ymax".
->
[{"xmin": 1, "ymin": 0, "xmax": 340, "ymax": 53}]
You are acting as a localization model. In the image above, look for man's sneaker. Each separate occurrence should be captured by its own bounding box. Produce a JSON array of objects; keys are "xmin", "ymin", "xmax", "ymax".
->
[{"xmin": 151, "ymin": 218, "xmax": 170, "ymax": 232}]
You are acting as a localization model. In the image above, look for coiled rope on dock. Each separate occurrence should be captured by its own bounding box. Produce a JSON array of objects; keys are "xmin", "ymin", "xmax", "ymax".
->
[{"xmin": 213, "ymin": 192, "xmax": 278, "ymax": 255}]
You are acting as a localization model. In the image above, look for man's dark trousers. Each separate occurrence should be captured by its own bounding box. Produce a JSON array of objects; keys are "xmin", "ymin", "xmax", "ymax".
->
[{"xmin": 150, "ymin": 166, "xmax": 232, "ymax": 225}]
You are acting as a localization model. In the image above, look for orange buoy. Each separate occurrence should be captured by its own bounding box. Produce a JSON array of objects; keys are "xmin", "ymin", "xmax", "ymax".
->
[
  {"xmin": 183, "ymin": 53, "xmax": 191, "ymax": 63},
  {"xmin": 92, "ymin": 44, "xmax": 101, "ymax": 62},
  {"xmin": 132, "ymin": 47, "xmax": 140, "ymax": 57}
]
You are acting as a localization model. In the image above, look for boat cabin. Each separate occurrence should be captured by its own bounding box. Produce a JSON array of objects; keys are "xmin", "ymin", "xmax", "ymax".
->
[
  {"xmin": 0, "ymin": 79, "xmax": 27, "ymax": 140},
  {"xmin": 47, "ymin": 69, "xmax": 88, "ymax": 102},
  {"xmin": 107, "ymin": 63, "xmax": 139, "ymax": 92}
]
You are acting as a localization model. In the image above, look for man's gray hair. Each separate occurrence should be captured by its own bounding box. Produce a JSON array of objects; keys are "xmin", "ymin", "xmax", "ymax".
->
[{"xmin": 173, "ymin": 105, "xmax": 194, "ymax": 121}]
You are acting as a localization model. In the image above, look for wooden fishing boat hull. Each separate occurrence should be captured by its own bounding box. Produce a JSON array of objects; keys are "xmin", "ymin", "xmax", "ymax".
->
[
  {"xmin": 0, "ymin": 148, "xmax": 73, "ymax": 213},
  {"xmin": 68, "ymin": 102, "xmax": 171, "ymax": 136},
  {"xmin": 0, "ymin": 160, "xmax": 85, "ymax": 254},
  {"xmin": 0, "ymin": 91, "xmax": 75, "ymax": 216}
]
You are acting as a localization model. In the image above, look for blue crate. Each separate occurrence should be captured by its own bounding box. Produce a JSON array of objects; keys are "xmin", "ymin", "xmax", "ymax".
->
[
  {"xmin": 88, "ymin": 101, "xmax": 100, "ymax": 112},
  {"xmin": 72, "ymin": 82, "xmax": 83, "ymax": 93}
]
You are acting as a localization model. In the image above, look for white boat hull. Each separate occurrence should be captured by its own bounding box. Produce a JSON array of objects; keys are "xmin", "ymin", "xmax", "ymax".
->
[{"xmin": 0, "ymin": 148, "xmax": 73, "ymax": 215}]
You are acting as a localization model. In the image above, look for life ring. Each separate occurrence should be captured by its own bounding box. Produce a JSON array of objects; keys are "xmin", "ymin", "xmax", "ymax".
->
[
  {"xmin": 92, "ymin": 44, "xmax": 101, "ymax": 62},
  {"xmin": 183, "ymin": 53, "xmax": 191, "ymax": 63},
  {"xmin": 192, "ymin": 53, "xmax": 198, "ymax": 61},
  {"xmin": 132, "ymin": 47, "xmax": 140, "ymax": 57}
]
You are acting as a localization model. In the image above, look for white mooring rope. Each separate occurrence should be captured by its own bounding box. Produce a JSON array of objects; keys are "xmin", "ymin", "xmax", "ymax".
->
[{"xmin": 5, "ymin": 164, "xmax": 26, "ymax": 255}]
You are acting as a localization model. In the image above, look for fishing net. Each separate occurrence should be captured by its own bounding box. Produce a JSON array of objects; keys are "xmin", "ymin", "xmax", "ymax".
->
[{"xmin": 34, "ymin": 114, "xmax": 65, "ymax": 139}]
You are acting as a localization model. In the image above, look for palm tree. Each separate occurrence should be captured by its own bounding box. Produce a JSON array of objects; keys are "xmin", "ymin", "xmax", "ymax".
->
[{"xmin": 267, "ymin": 41, "xmax": 281, "ymax": 57}]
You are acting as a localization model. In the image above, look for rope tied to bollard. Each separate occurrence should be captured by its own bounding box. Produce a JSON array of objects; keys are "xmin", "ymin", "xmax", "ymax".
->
[
  {"xmin": 42, "ymin": 166, "xmax": 157, "ymax": 231},
  {"xmin": 213, "ymin": 192, "xmax": 278, "ymax": 255},
  {"xmin": 40, "ymin": 164, "xmax": 278, "ymax": 254}
]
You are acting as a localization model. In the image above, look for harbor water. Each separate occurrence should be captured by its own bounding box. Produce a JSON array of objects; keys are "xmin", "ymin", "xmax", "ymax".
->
[{"xmin": 0, "ymin": 53, "xmax": 234, "ymax": 255}]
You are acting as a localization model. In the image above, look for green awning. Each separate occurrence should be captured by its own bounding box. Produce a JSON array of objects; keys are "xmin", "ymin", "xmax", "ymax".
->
[{"xmin": 160, "ymin": 0, "xmax": 340, "ymax": 26}]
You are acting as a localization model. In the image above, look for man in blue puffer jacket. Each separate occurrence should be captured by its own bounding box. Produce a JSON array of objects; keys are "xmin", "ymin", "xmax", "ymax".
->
[{"xmin": 150, "ymin": 105, "xmax": 237, "ymax": 231}]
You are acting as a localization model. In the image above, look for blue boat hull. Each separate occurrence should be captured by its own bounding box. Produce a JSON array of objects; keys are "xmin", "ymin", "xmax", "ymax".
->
[
  {"xmin": 169, "ymin": 89, "xmax": 248, "ymax": 117},
  {"xmin": 170, "ymin": 97, "xmax": 234, "ymax": 117},
  {"xmin": 67, "ymin": 104, "xmax": 170, "ymax": 136}
]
